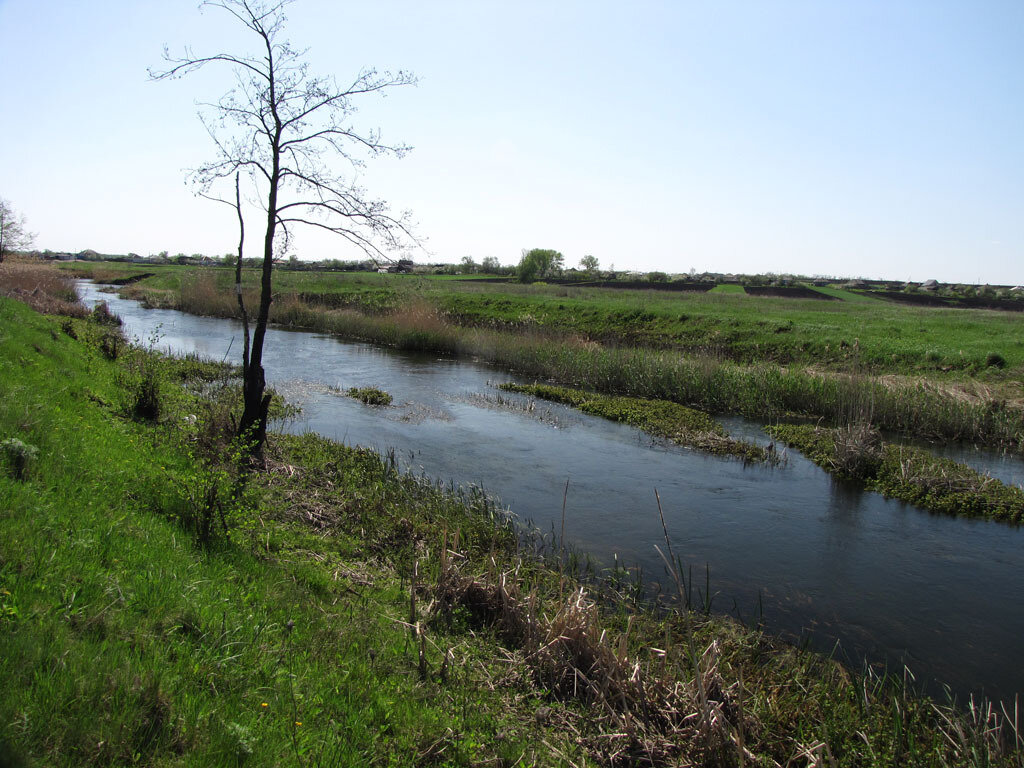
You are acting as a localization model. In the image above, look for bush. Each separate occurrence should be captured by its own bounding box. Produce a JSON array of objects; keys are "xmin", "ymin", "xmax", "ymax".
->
[
  {"xmin": 1, "ymin": 437, "xmax": 39, "ymax": 480},
  {"xmin": 128, "ymin": 362, "xmax": 162, "ymax": 421},
  {"xmin": 90, "ymin": 300, "xmax": 122, "ymax": 326},
  {"xmin": 99, "ymin": 330, "xmax": 124, "ymax": 360},
  {"xmin": 986, "ymin": 352, "xmax": 1007, "ymax": 369}
]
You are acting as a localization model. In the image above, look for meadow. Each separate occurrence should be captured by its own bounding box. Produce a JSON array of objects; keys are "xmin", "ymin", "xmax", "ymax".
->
[
  {"xmin": 4, "ymin": 261, "xmax": 1023, "ymax": 765},
  {"xmin": 62, "ymin": 262, "xmax": 1024, "ymax": 375},
  {"xmin": 60, "ymin": 263, "xmax": 1024, "ymax": 453}
]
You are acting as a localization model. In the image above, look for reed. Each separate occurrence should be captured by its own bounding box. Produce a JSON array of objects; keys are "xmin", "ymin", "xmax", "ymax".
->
[
  {"xmin": 769, "ymin": 423, "xmax": 1024, "ymax": 522},
  {"xmin": 0, "ymin": 257, "xmax": 87, "ymax": 317},
  {"xmin": 109, "ymin": 280, "xmax": 1024, "ymax": 452}
]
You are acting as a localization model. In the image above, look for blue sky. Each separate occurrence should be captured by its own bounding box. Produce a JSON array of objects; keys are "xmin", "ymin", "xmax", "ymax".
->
[{"xmin": 1, "ymin": 0, "xmax": 1021, "ymax": 283}]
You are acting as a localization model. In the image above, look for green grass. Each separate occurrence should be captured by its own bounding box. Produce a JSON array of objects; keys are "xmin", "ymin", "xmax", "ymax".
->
[
  {"xmin": 707, "ymin": 283, "xmax": 745, "ymax": 294},
  {"xmin": 347, "ymin": 386, "xmax": 393, "ymax": 406},
  {"xmin": 0, "ymin": 299, "xmax": 578, "ymax": 766},
  {"xmin": 767, "ymin": 423, "xmax": 1024, "ymax": 523},
  {"xmin": 3, "ymin": 292, "xmax": 1024, "ymax": 765},
  {"xmin": 60, "ymin": 262, "xmax": 1024, "ymax": 453},
  {"xmin": 63, "ymin": 262, "xmax": 1024, "ymax": 376}
]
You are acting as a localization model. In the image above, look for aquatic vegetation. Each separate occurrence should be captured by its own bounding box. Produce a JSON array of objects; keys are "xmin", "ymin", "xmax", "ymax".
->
[
  {"xmin": 501, "ymin": 382, "xmax": 776, "ymax": 462},
  {"xmin": 768, "ymin": 423, "xmax": 1024, "ymax": 523},
  {"xmin": 347, "ymin": 385, "xmax": 393, "ymax": 406},
  {"xmin": 455, "ymin": 390, "xmax": 571, "ymax": 428},
  {"xmin": 67, "ymin": 264, "xmax": 1024, "ymax": 452},
  {"xmin": 5, "ymin": 293, "xmax": 1024, "ymax": 766}
]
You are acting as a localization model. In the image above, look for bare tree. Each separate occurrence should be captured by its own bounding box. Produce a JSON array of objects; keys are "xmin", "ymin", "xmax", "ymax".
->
[
  {"xmin": 151, "ymin": 0, "xmax": 416, "ymax": 456},
  {"xmin": 0, "ymin": 198, "xmax": 35, "ymax": 263}
]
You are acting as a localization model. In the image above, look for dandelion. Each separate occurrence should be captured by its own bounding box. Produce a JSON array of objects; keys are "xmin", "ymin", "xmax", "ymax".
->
[
  {"xmin": 294, "ymin": 721, "xmax": 302, "ymax": 727},
  {"xmin": 260, "ymin": 702, "xmax": 268, "ymax": 708}
]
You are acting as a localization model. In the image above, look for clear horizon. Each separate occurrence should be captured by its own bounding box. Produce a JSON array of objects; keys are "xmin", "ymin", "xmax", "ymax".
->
[{"xmin": 1, "ymin": 0, "xmax": 1021, "ymax": 285}]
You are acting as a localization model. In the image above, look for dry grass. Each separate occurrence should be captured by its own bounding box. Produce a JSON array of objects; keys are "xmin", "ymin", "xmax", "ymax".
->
[
  {"xmin": 431, "ymin": 541, "xmax": 751, "ymax": 766},
  {"xmin": 424, "ymin": 527, "xmax": 1024, "ymax": 767},
  {"xmin": 893, "ymin": 448, "xmax": 1003, "ymax": 495},
  {"xmin": 831, "ymin": 423, "xmax": 884, "ymax": 479},
  {"xmin": 390, "ymin": 299, "xmax": 450, "ymax": 335},
  {"xmin": 0, "ymin": 257, "xmax": 87, "ymax": 316},
  {"xmin": 179, "ymin": 270, "xmax": 253, "ymax": 317}
]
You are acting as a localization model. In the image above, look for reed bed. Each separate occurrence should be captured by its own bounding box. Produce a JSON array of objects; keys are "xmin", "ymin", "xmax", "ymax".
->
[
  {"xmin": 139, "ymin": 280, "xmax": 1024, "ymax": 453},
  {"xmin": 430, "ymin": 551, "xmax": 748, "ymax": 765},
  {"xmin": 0, "ymin": 257, "xmax": 87, "ymax": 317},
  {"xmin": 768, "ymin": 423, "xmax": 1024, "ymax": 522},
  {"xmin": 425, "ymin": 532, "xmax": 1024, "ymax": 766}
]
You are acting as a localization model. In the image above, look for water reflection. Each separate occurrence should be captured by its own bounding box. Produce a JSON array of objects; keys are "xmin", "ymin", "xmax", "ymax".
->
[{"xmin": 76, "ymin": 281, "xmax": 1024, "ymax": 704}]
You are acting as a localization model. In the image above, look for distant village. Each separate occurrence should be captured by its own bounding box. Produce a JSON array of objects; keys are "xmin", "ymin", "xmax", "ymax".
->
[{"xmin": 33, "ymin": 247, "xmax": 1024, "ymax": 302}]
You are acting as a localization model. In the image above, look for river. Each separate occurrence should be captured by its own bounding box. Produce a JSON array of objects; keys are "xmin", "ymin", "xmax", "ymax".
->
[{"xmin": 78, "ymin": 280, "xmax": 1024, "ymax": 705}]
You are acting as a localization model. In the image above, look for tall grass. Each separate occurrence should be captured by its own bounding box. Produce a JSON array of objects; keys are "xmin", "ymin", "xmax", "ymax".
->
[
  {"xmin": 300, "ymin": 303, "xmax": 1024, "ymax": 452},
  {"xmin": 0, "ymin": 257, "xmax": 87, "ymax": 317},
  {"xmin": 131, "ymin": 280, "xmax": 1024, "ymax": 452},
  {"xmin": 5, "ymin": 294, "xmax": 1024, "ymax": 766}
]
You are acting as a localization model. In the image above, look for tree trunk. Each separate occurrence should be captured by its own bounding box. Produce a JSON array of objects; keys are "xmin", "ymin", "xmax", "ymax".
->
[{"xmin": 237, "ymin": 115, "xmax": 282, "ymax": 459}]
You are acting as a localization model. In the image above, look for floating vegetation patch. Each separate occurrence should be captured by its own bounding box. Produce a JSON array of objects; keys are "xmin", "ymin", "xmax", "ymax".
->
[
  {"xmin": 767, "ymin": 423, "xmax": 1024, "ymax": 523},
  {"xmin": 347, "ymin": 386, "xmax": 393, "ymax": 406},
  {"xmin": 500, "ymin": 383, "xmax": 777, "ymax": 462},
  {"xmin": 393, "ymin": 402, "xmax": 453, "ymax": 424},
  {"xmin": 452, "ymin": 389, "xmax": 574, "ymax": 429}
]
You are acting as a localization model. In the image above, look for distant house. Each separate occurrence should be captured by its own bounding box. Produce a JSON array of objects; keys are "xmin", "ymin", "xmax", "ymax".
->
[
  {"xmin": 922, "ymin": 279, "xmax": 939, "ymax": 291},
  {"xmin": 844, "ymin": 279, "xmax": 867, "ymax": 289}
]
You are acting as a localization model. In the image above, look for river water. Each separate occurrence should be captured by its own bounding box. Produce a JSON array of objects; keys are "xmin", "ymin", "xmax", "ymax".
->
[{"xmin": 78, "ymin": 281, "xmax": 1024, "ymax": 705}]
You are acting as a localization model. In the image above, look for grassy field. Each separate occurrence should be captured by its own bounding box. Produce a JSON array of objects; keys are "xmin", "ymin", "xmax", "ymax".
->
[
  {"xmin": 59, "ymin": 263, "xmax": 1024, "ymax": 453},
  {"xmin": 5, "ymin": 267, "xmax": 1024, "ymax": 765},
  {"xmin": 61, "ymin": 262, "xmax": 1024, "ymax": 377}
]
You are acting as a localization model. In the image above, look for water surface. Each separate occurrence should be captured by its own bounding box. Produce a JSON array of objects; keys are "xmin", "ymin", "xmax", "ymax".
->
[{"xmin": 79, "ymin": 282, "xmax": 1024, "ymax": 704}]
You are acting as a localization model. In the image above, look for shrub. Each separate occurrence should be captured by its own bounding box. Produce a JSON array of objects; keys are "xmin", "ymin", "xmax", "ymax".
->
[
  {"xmin": 986, "ymin": 352, "xmax": 1007, "ymax": 369},
  {"xmin": 90, "ymin": 300, "xmax": 122, "ymax": 326},
  {"xmin": 1, "ymin": 438, "xmax": 39, "ymax": 480},
  {"xmin": 131, "ymin": 364, "xmax": 162, "ymax": 421},
  {"xmin": 99, "ymin": 330, "xmax": 124, "ymax": 360}
]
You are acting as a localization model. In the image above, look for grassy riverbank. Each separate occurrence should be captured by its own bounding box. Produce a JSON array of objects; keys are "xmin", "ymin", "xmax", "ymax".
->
[
  {"xmin": 2, "ymin": 265, "xmax": 1022, "ymax": 764},
  {"xmin": 61, "ymin": 262, "xmax": 1024, "ymax": 376},
  {"xmin": 60, "ymin": 263, "xmax": 1024, "ymax": 454},
  {"xmin": 767, "ymin": 423, "xmax": 1024, "ymax": 523}
]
